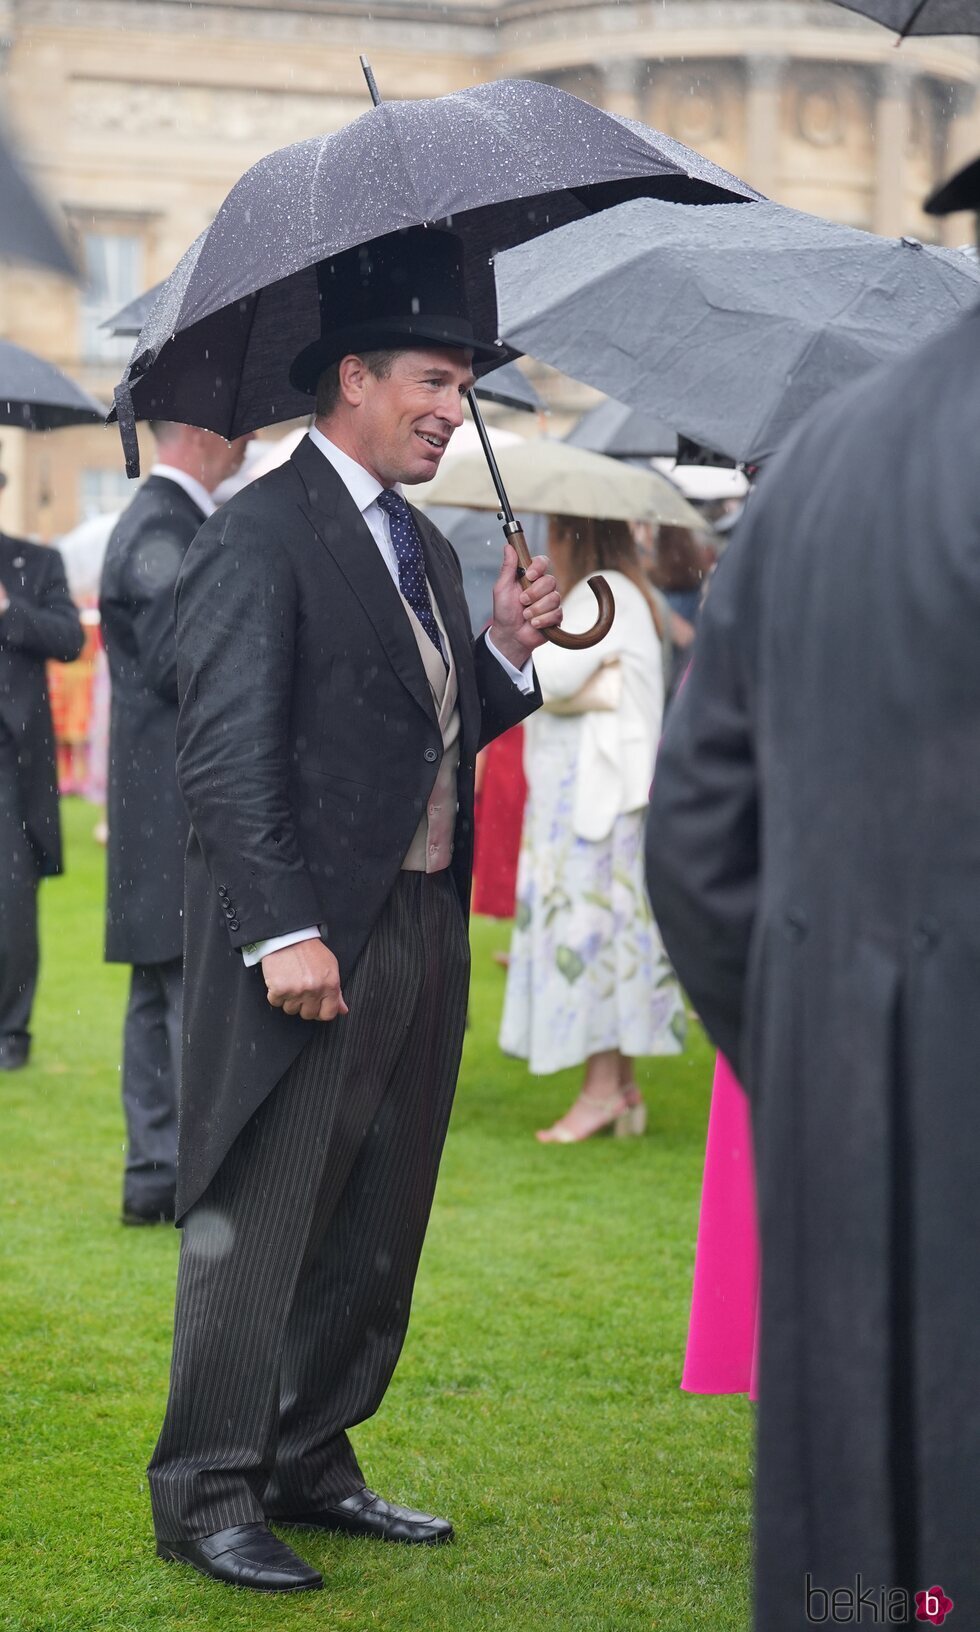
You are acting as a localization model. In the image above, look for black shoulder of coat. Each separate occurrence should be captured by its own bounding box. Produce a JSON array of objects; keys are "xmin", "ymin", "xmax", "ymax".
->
[
  {"xmin": 106, "ymin": 474, "xmax": 208, "ymax": 554},
  {"xmin": 0, "ymin": 532, "xmax": 54, "ymax": 568}
]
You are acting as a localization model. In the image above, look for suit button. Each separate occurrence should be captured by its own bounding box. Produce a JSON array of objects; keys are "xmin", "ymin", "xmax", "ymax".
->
[
  {"xmin": 229, "ymin": 919, "xmax": 240, "ymax": 932},
  {"xmin": 424, "ymin": 748, "xmax": 438, "ymax": 763},
  {"xmin": 224, "ymin": 906, "xmax": 236, "ymax": 918}
]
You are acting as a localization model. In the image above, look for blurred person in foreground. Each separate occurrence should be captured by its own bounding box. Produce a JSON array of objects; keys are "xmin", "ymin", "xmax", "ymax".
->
[
  {"xmin": 0, "ymin": 468, "xmax": 84, "ymax": 1070},
  {"xmin": 645, "ymin": 163, "xmax": 980, "ymax": 1631},
  {"xmin": 146, "ymin": 227, "xmax": 560, "ymax": 1594},
  {"xmin": 500, "ymin": 514, "xmax": 685, "ymax": 1141},
  {"xmin": 99, "ymin": 421, "xmax": 251, "ymax": 1225}
]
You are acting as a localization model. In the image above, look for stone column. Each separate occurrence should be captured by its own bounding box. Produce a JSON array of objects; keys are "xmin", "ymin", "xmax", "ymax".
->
[
  {"xmin": 601, "ymin": 57, "xmax": 643, "ymax": 122},
  {"xmin": 873, "ymin": 65, "xmax": 912, "ymax": 238},
  {"xmin": 938, "ymin": 83, "xmax": 979, "ymax": 247},
  {"xmin": 745, "ymin": 55, "xmax": 785, "ymax": 200}
]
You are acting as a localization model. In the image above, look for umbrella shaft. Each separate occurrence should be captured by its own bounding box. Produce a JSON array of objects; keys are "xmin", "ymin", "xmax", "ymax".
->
[
  {"xmin": 360, "ymin": 56, "xmax": 382, "ymax": 108},
  {"xmin": 466, "ymin": 387, "xmax": 517, "ymax": 526}
]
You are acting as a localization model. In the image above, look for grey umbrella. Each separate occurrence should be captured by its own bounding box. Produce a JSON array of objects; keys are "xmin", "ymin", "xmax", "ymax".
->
[
  {"xmin": 110, "ymin": 77, "xmax": 760, "ymax": 478},
  {"xmin": 564, "ymin": 397, "xmax": 679, "ymax": 460},
  {"xmin": 494, "ymin": 197, "xmax": 980, "ymax": 466},
  {"xmin": 102, "ymin": 281, "xmax": 163, "ymax": 338},
  {"xmin": 0, "ymin": 123, "xmax": 77, "ymax": 279},
  {"xmin": 0, "ymin": 339, "xmax": 106, "ymax": 430},
  {"xmin": 473, "ymin": 361, "xmax": 541, "ymax": 414},
  {"xmin": 827, "ymin": 0, "xmax": 978, "ymax": 33}
]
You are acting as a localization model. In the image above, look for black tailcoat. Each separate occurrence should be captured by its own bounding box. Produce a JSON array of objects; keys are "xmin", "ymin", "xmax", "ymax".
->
[
  {"xmin": 100, "ymin": 475, "xmax": 206, "ymax": 964},
  {"xmin": 646, "ymin": 307, "xmax": 980, "ymax": 1629},
  {"xmin": 174, "ymin": 438, "xmax": 539, "ymax": 1219},
  {"xmin": 0, "ymin": 535, "xmax": 83, "ymax": 875}
]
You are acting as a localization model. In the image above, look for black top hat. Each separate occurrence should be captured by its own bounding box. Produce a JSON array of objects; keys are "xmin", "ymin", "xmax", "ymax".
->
[
  {"xmin": 924, "ymin": 154, "xmax": 980, "ymax": 218},
  {"xmin": 289, "ymin": 225, "xmax": 500, "ymax": 395}
]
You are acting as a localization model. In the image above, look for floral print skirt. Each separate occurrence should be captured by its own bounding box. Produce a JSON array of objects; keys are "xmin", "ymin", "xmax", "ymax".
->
[{"xmin": 499, "ymin": 784, "xmax": 686, "ymax": 1076}]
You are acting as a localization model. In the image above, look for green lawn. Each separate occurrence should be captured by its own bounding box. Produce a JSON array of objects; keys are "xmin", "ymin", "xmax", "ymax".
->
[{"xmin": 0, "ymin": 798, "xmax": 751, "ymax": 1632}]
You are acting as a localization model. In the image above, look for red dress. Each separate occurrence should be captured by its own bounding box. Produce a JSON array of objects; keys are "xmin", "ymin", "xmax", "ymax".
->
[{"xmin": 471, "ymin": 724, "xmax": 527, "ymax": 918}]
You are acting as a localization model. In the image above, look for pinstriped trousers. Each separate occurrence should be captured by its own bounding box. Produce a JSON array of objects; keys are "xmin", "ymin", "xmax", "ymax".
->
[{"xmin": 147, "ymin": 871, "xmax": 470, "ymax": 1542}]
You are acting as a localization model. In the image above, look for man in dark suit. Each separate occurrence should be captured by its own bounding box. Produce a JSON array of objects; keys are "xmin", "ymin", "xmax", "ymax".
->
[
  {"xmin": 645, "ymin": 164, "xmax": 980, "ymax": 1630},
  {"xmin": 0, "ymin": 470, "xmax": 84, "ymax": 1069},
  {"xmin": 99, "ymin": 423, "xmax": 250, "ymax": 1224},
  {"xmin": 147, "ymin": 227, "xmax": 562, "ymax": 1594}
]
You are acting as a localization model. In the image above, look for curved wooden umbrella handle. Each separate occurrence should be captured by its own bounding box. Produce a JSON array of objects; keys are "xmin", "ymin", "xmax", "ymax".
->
[{"xmin": 509, "ymin": 522, "xmax": 615, "ymax": 651}]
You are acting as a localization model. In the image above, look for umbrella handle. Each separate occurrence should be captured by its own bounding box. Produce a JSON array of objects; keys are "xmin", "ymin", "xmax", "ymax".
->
[{"xmin": 507, "ymin": 520, "xmax": 615, "ymax": 651}]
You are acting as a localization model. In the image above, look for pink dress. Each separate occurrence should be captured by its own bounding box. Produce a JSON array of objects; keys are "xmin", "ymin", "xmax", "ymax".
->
[{"xmin": 681, "ymin": 1054, "xmax": 760, "ymax": 1398}]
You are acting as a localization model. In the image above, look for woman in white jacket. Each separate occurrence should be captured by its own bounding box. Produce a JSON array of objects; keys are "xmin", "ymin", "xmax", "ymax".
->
[{"xmin": 500, "ymin": 515, "xmax": 685, "ymax": 1141}]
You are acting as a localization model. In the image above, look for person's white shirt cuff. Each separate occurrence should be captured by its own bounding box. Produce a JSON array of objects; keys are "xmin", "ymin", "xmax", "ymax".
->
[
  {"xmin": 485, "ymin": 629, "xmax": 534, "ymax": 695},
  {"xmin": 242, "ymin": 926, "xmax": 322, "ymax": 967}
]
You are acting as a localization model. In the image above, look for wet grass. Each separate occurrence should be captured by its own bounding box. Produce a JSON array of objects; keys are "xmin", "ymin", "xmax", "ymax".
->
[{"xmin": 0, "ymin": 797, "xmax": 751, "ymax": 1632}]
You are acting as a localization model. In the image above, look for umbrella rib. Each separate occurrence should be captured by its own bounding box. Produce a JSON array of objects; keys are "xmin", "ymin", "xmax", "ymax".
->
[{"xmin": 225, "ymin": 289, "xmax": 262, "ymax": 441}]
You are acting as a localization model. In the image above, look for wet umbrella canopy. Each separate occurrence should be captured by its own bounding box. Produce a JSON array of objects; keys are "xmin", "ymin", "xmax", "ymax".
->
[
  {"xmin": 0, "ymin": 340, "xmax": 106, "ymax": 430},
  {"xmin": 494, "ymin": 197, "xmax": 980, "ymax": 466},
  {"xmin": 827, "ymin": 0, "xmax": 979, "ymax": 34},
  {"xmin": 564, "ymin": 397, "xmax": 679, "ymax": 461},
  {"xmin": 111, "ymin": 78, "xmax": 760, "ymax": 476},
  {"xmin": 0, "ymin": 123, "xmax": 77, "ymax": 279}
]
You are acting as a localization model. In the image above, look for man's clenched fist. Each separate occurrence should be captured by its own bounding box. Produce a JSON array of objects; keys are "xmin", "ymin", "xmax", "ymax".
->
[{"xmin": 262, "ymin": 939, "xmax": 348, "ymax": 1022}]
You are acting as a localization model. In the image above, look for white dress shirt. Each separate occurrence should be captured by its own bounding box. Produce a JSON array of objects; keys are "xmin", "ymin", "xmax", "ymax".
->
[
  {"xmin": 242, "ymin": 428, "xmax": 534, "ymax": 967},
  {"xmin": 150, "ymin": 464, "xmax": 216, "ymax": 519}
]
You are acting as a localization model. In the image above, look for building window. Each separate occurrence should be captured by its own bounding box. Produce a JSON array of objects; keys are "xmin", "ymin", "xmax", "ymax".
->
[
  {"xmin": 79, "ymin": 467, "xmax": 132, "ymax": 521},
  {"xmin": 79, "ymin": 231, "xmax": 142, "ymax": 365}
]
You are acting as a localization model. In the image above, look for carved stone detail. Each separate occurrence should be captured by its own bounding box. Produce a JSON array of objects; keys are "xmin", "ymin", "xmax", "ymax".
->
[
  {"xmin": 793, "ymin": 68, "xmax": 844, "ymax": 148},
  {"xmin": 68, "ymin": 78, "xmax": 365, "ymax": 143}
]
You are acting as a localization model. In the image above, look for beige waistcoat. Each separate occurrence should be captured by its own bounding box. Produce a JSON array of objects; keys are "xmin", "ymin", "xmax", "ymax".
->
[{"xmin": 399, "ymin": 589, "xmax": 460, "ymax": 874}]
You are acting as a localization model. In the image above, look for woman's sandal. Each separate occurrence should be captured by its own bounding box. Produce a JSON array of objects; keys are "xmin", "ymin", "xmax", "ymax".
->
[{"xmin": 535, "ymin": 1085, "xmax": 647, "ymax": 1143}]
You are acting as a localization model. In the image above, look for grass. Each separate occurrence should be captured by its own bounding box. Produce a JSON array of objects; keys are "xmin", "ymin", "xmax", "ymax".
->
[{"xmin": 0, "ymin": 798, "xmax": 751, "ymax": 1632}]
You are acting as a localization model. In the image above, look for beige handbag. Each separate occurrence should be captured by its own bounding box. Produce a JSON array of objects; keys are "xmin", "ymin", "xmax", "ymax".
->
[{"xmin": 543, "ymin": 658, "xmax": 622, "ymax": 716}]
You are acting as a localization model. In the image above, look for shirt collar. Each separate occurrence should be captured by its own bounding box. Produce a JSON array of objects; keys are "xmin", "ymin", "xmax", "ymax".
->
[
  {"xmin": 150, "ymin": 464, "xmax": 216, "ymax": 519},
  {"xmin": 306, "ymin": 425, "xmax": 403, "ymax": 513}
]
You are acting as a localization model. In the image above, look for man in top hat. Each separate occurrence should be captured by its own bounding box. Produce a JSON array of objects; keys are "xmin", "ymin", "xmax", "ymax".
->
[
  {"xmin": 645, "ymin": 161, "xmax": 980, "ymax": 1630},
  {"xmin": 0, "ymin": 467, "xmax": 84, "ymax": 1071},
  {"xmin": 147, "ymin": 226, "xmax": 562, "ymax": 1594}
]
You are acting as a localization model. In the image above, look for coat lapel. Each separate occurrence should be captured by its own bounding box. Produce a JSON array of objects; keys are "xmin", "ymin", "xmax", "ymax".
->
[{"xmin": 289, "ymin": 437, "xmax": 437, "ymax": 728}]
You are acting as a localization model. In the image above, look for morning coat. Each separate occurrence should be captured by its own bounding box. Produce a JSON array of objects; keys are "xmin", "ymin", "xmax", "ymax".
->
[
  {"xmin": 0, "ymin": 534, "xmax": 83, "ymax": 874},
  {"xmin": 174, "ymin": 436, "xmax": 540, "ymax": 1219},
  {"xmin": 646, "ymin": 306, "xmax": 980, "ymax": 1629},
  {"xmin": 100, "ymin": 475, "xmax": 206, "ymax": 964}
]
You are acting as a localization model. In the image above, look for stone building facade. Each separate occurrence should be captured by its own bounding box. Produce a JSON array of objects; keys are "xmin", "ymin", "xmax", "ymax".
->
[{"xmin": 0, "ymin": 0, "xmax": 977, "ymax": 537}]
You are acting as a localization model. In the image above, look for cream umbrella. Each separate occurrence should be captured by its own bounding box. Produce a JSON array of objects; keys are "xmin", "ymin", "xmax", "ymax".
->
[{"xmin": 415, "ymin": 438, "xmax": 706, "ymax": 530}]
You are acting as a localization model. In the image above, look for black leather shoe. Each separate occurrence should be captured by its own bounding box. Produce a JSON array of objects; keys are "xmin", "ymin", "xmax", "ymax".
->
[
  {"xmin": 156, "ymin": 1522, "xmax": 322, "ymax": 1592},
  {"xmin": 274, "ymin": 1488, "xmax": 453, "ymax": 1546},
  {"xmin": 0, "ymin": 1034, "xmax": 29, "ymax": 1071}
]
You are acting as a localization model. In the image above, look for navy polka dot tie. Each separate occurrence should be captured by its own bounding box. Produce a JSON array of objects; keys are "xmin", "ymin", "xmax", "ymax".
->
[{"xmin": 376, "ymin": 488, "xmax": 448, "ymax": 669}]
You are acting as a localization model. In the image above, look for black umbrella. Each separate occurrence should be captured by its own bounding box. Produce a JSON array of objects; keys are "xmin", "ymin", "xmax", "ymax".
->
[
  {"xmin": 827, "ymin": 0, "xmax": 978, "ymax": 33},
  {"xmin": 107, "ymin": 281, "xmax": 543, "ymax": 417},
  {"xmin": 111, "ymin": 76, "xmax": 760, "ymax": 478},
  {"xmin": 494, "ymin": 197, "xmax": 980, "ymax": 466},
  {"xmin": 0, "ymin": 123, "xmax": 77, "ymax": 279},
  {"xmin": 0, "ymin": 339, "xmax": 106, "ymax": 430}
]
